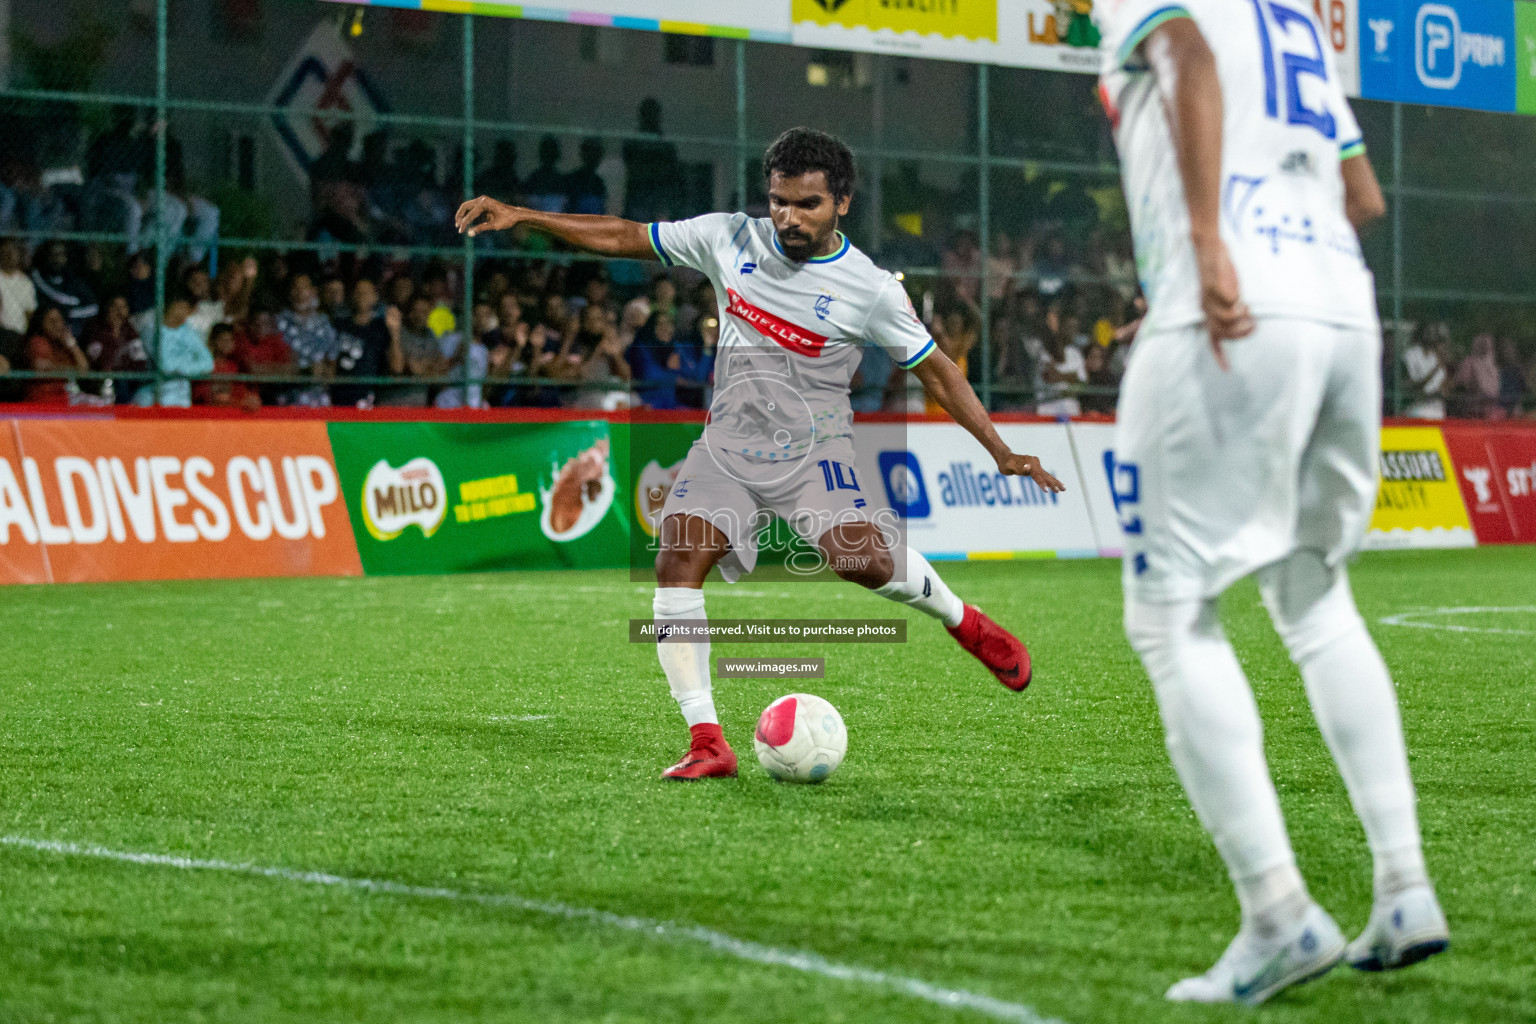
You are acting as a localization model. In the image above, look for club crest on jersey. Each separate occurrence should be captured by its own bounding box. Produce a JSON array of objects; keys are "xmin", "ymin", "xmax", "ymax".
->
[
  {"xmin": 814, "ymin": 294, "xmax": 836, "ymax": 321},
  {"xmin": 726, "ymin": 287, "xmax": 829, "ymax": 357}
]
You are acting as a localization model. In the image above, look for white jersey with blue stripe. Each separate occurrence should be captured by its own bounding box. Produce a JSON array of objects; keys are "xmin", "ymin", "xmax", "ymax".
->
[
  {"xmin": 1096, "ymin": 0, "xmax": 1377, "ymax": 334},
  {"xmin": 651, "ymin": 214, "xmax": 934, "ymax": 460}
]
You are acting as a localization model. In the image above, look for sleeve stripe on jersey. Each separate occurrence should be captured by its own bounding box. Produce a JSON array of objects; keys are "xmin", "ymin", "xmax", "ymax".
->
[
  {"xmin": 1116, "ymin": 5, "xmax": 1194, "ymax": 68},
  {"xmin": 647, "ymin": 223, "xmax": 674, "ymax": 267},
  {"xmin": 899, "ymin": 338, "xmax": 936, "ymax": 370},
  {"xmin": 1339, "ymin": 139, "xmax": 1366, "ymax": 160}
]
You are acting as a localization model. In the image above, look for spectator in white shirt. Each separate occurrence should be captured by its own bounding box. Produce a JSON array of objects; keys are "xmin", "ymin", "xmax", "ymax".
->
[
  {"xmin": 1035, "ymin": 302, "xmax": 1086, "ymax": 418},
  {"xmin": 1402, "ymin": 322, "xmax": 1449, "ymax": 419},
  {"xmin": 0, "ymin": 238, "xmax": 37, "ymax": 335}
]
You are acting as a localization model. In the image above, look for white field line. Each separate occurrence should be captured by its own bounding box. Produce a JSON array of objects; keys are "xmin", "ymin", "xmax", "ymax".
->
[
  {"xmin": 1379, "ymin": 606, "xmax": 1536, "ymax": 637},
  {"xmin": 0, "ymin": 835, "xmax": 1062, "ymax": 1024}
]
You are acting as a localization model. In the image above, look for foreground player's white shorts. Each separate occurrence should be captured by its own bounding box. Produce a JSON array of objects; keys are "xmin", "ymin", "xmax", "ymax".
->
[
  {"xmin": 1112, "ymin": 317, "xmax": 1382, "ymax": 603},
  {"xmin": 659, "ymin": 436, "xmax": 875, "ymax": 582}
]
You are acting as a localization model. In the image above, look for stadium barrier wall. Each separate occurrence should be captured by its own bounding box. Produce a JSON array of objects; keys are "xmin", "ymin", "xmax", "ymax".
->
[{"xmin": 0, "ymin": 410, "xmax": 1527, "ymax": 585}]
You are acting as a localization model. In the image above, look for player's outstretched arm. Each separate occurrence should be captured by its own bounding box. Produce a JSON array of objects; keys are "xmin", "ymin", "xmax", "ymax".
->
[
  {"xmin": 911, "ymin": 351, "xmax": 1066, "ymax": 494},
  {"xmin": 1146, "ymin": 17, "xmax": 1253, "ymax": 368},
  {"xmin": 455, "ymin": 196, "xmax": 658, "ymax": 260}
]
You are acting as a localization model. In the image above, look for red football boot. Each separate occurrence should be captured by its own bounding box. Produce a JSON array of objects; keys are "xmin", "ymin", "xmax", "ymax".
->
[
  {"xmin": 661, "ymin": 723, "xmax": 739, "ymax": 781},
  {"xmin": 947, "ymin": 604, "xmax": 1032, "ymax": 691}
]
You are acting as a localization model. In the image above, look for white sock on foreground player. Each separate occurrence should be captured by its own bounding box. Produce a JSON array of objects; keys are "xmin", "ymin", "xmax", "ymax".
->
[{"xmin": 1125, "ymin": 551, "xmax": 1444, "ymax": 1002}]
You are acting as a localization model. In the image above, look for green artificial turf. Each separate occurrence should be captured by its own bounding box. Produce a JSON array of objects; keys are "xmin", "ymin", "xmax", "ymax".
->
[{"xmin": 0, "ymin": 548, "xmax": 1532, "ymax": 1023}]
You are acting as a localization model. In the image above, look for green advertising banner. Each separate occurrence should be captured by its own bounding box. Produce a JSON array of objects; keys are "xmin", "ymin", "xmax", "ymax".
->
[
  {"xmin": 1519, "ymin": 1, "xmax": 1536, "ymax": 115},
  {"xmin": 328, "ymin": 420, "xmax": 638, "ymax": 575},
  {"xmin": 627, "ymin": 422, "xmax": 709, "ymax": 575}
]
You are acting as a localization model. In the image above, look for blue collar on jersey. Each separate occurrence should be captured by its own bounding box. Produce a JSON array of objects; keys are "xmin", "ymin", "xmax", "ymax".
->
[{"xmin": 772, "ymin": 230, "xmax": 850, "ymax": 265}]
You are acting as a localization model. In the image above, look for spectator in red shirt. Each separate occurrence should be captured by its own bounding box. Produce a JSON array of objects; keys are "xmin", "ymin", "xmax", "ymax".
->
[
  {"xmin": 234, "ymin": 307, "xmax": 295, "ymax": 405},
  {"xmin": 194, "ymin": 322, "xmax": 260, "ymax": 410},
  {"xmin": 26, "ymin": 305, "xmax": 89, "ymax": 403}
]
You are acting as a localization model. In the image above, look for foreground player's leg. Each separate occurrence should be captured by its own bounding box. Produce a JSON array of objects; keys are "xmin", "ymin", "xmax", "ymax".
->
[
  {"xmin": 654, "ymin": 514, "xmax": 736, "ymax": 781},
  {"xmin": 1259, "ymin": 552, "xmax": 1448, "ymax": 971},
  {"xmin": 1125, "ymin": 597, "xmax": 1346, "ymax": 1004},
  {"xmin": 820, "ymin": 524, "xmax": 1030, "ymax": 690}
]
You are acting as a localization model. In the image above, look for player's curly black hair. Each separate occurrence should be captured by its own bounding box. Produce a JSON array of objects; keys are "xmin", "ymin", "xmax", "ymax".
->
[{"xmin": 762, "ymin": 128, "xmax": 856, "ymax": 201}]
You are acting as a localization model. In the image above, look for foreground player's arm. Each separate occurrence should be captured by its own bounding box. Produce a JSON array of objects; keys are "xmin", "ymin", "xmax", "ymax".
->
[
  {"xmin": 455, "ymin": 197, "xmax": 657, "ymax": 260},
  {"xmin": 1342, "ymin": 155, "xmax": 1387, "ymax": 231},
  {"xmin": 1146, "ymin": 17, "xmax": 1254, "ymax": 368},
  {"xmin": 911, "ymin": 352, "xmax": 1066, "ymax": 494}
]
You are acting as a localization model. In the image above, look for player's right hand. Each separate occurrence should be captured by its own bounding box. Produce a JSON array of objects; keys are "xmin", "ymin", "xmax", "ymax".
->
[
  {"xmin": 1194, "ymin": 239, "xmax": 1254, "ymax": 370},
  {"xmin": 455, "ymin": 196, "xmax": 524, "ymax": 237},
  {"xmin": 997, "ymin": 452, "xmax": 1067, "ymax": 494}
]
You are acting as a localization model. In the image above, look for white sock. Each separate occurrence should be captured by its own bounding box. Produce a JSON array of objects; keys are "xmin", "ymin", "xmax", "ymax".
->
[
  {"xmin": 1260, "ymin": 555, "xmax": 1428, "ymax": 900},
  {"xmin": 1126, "ymin": 596, "xmax": 1302, "ymax": 926},
  {"xmin": 653, "ymin": 587, "xmax": 717, "ymax": 727},
  {"xmin": 874, "ymin": 546, "xmax": 965, "ymax": 627},
  {"xmin": 1236, "ymin": 865, "xmax": 1310, "ymax": 936}
]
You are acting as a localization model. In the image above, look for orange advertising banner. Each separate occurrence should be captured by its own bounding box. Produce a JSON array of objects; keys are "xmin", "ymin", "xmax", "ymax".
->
[{"xmin": 1, "ymin": 420, "xmax": 362, "ymax": 584}]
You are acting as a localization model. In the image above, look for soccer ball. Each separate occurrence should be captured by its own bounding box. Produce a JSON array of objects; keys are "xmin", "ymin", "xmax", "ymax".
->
[{"xmin": 753, "ymin": 693, "xmax": 847, "ymax": 784}]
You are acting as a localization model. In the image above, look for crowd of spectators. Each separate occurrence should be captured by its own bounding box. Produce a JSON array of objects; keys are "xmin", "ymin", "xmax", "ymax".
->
[
  {"xmin": 1397, "ymin": 322, "xmax": 1534, "ymax": 421},
  {"xmin": 0, "ymin": 224, "xmax": 1531, "ymax": 419},
  {"xmin": 309, "ymin": 97, "xmax": 690, "ymax": 252},
  {"xmin": 0, "ymin": 236, "xmax": 725, "ymax": 411},
  {"xmin": 907, "ymin": 227, "xmax": 1143, "ymax": 417}
]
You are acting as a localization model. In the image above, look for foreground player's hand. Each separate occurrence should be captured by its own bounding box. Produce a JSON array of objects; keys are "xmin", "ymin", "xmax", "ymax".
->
[
  {"xmin": 1195, "ymin": 239, "xmax": 1254, "ymax": 370},
  {"xmin": 997, "ymin": 452, "xmax": 1066, "ymax": 494},
  {"xmin": 456, "ymin": 196, "xmax": 524, "ymax": 237}
]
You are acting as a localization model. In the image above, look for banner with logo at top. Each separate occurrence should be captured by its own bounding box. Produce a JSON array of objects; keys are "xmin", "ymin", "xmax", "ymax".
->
[
  {"xmin": 1365, "ymin": 425, "xmax": 1476, "ymax": 549},
  {"xmin": 0, "ymin": 420, "xmax": 361, "ymax": 584},
  {"xmin": 1442, "ymin": 423, "xmax": 1536, "ymax": 544},
  {"xmin": 327, "ymin": 421, "xmax": 631, "ymax": 575},
  {"xmin": 854, "ymin": 421, "xmax": 1104, "ymax": 559},
  {"xmin": 1359, "ymin": 0, "xmax": 1518, "ymax": 112}
]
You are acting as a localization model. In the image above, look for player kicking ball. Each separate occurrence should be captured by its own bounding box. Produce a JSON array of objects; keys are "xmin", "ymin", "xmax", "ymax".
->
[
  {"xmin": 1098, "ymin": 0, "xmax": 1448, "ymax": 1004},
  {"xmin": 458, "ymin": 128, "xmax": 1065, "ymax": 780}
]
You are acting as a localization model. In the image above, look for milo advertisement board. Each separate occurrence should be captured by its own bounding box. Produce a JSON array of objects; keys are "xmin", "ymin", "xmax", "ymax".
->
[{"xmin": 328, "ymin": 421, "xmax": 631, "ymax": 574}]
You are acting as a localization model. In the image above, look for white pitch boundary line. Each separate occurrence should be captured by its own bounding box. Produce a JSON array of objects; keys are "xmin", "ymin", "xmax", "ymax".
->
[
  {"xmin": 1379, "ymin": 606, "xmax": 1536, "ymax": 637},
  {"xmin": 0, "ymin": 835, "xmax": 1062, "ymax": 1024}
]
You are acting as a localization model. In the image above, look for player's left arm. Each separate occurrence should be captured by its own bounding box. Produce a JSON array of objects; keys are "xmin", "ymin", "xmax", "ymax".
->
[
  {"xmin": 910, "ymin": 352, "xmax": 1066, "ymax": 493},
  {"xmin": 1342, "ymin": 155, "xmax": 1386, "ymax": 231},
  {"xmin": 1329, "ymin": 60, "xmax": 1386, "ymax": 231}
]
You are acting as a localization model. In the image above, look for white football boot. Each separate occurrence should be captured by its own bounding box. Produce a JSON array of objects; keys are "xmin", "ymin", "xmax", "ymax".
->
[
  {"xmin": 1167, "ymin": 902, "xmax": 1346, "ymax": 1006},
  {"xmin": 1346, "ymin": 884, "xmax": 1450, "ymax": 972}
]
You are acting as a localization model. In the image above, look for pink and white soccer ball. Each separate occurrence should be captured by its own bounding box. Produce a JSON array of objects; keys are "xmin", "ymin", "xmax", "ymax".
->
[{"xmin": 753, "ymin": 693, "xmax": 847, "ymax": 783}]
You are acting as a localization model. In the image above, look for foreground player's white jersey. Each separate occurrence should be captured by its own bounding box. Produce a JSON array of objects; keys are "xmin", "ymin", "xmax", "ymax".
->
[
  {"xmin": 651, "ymin": 214, "xmax": 933, "ymax": 460},
  {"xmin": 1096, "ymin": 0, "xmax": 1376, "ymax": 334}
]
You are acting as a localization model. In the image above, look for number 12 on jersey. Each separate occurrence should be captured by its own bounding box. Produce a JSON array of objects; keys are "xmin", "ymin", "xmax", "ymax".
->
[{"xmin": 1248, "ymin": 0, "xmax": 1337, "ymax": 140}]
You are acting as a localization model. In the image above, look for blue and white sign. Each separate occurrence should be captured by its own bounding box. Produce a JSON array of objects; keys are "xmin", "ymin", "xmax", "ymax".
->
[
  {"xmin": 267, "ymin": 22, "xmax": 390, "ymax": 182},
  {"xmin": 1359, "ymin": 0, "xmax": 1516, "ymax": 111},
  {"xmin": 852, "ymin": 423, "xmax": 1103, "ymax": 560}
]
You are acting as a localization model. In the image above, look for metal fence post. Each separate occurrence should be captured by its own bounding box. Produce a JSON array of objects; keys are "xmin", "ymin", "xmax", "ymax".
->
[
  {"xmin": 463, "ymin": 12, "xmax": 476, "ymax": 405},
  {"xmin": 152, "ymin": 0, "xmax": 168, "ymax": 404},
  {"xmin": 735, "ymin": 39, "xmax": 748, "ymax": 210},
  {"xmin": 1391, "ymin": 101, "xmax": 1404, "ymax": 416},
  {"xmin": 978, "ymin": 64, "xmax": 992, "ymax": 412}
]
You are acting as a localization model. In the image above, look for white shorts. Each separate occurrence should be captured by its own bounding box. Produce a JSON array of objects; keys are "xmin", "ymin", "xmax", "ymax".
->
[
  {"xmin": 1112, "ymin": 317, "xmax": 1381, "ymax": 603},
  {"xmin": 660, "ymin": 436, "xmax": 876, "ymax": 582}
]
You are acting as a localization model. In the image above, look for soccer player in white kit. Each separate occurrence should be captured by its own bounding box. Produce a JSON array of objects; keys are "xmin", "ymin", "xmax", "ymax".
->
[
  {"xmin": 457, "ymin": 128, "xmax": 1066, "ymax": 780},
  {"xmin": 1095, "ymin": 0, "xmax": 1449, "ymax": 1004}
]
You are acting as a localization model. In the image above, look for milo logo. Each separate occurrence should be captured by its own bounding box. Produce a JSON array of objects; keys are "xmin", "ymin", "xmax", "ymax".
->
[{"xmin": 362, "ymin": 457, "xmax": 447, "ymax": 541}]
